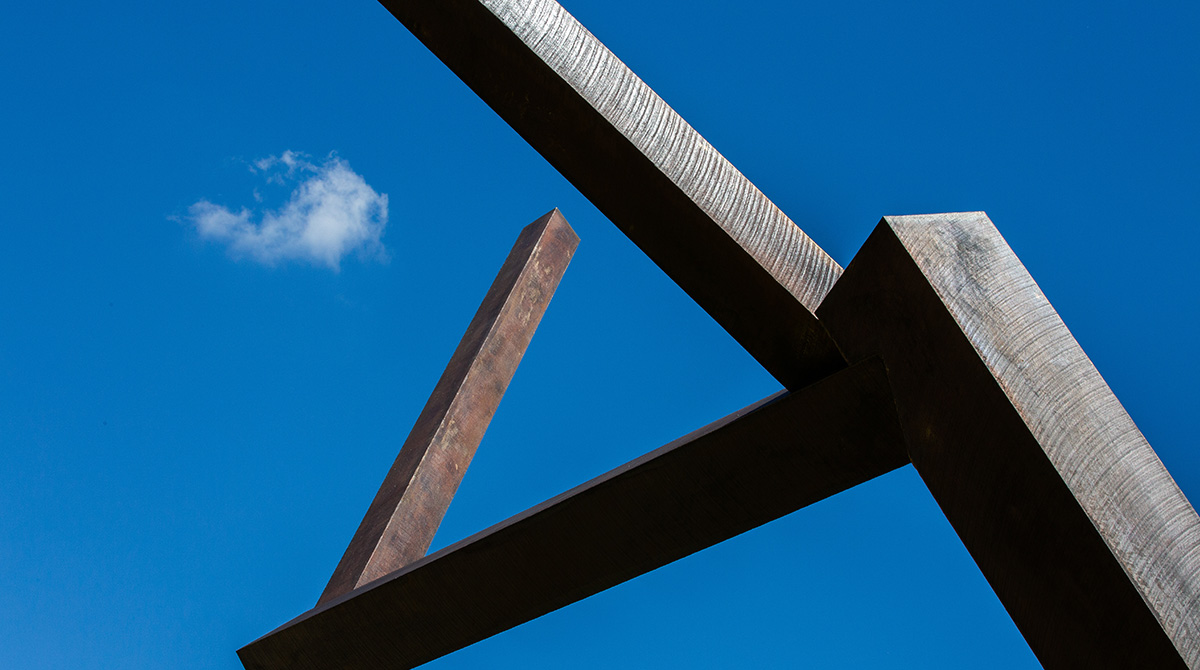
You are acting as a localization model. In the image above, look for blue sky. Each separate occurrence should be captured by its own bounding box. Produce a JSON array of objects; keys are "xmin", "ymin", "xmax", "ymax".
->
[{"xmin": 2, "ymin": 1, "xmax": 1198, "ymax": 668}]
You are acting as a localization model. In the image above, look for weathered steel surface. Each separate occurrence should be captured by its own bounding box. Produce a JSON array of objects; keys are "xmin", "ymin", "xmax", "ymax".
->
[
  {"xmin": 238, "ymin": 360, "xmax": 908, "ymax": 670},
  {"xmin": 317, "ymin": 209, "xmax": 579, "ymax": 606},
  {"xmin": 817, "ymin": 212, "xmax": 1200, "ymax": 668},
  {"xmin": 238, "ymin": 1, "xmax": 1200, "ymax": 666},
  {"xmin": 377, "ymin": 0, "xmax": 844, "ymax": 388}
]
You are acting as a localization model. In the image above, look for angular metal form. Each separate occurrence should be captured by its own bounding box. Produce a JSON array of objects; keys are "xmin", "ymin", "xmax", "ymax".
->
[
  {"xmin": 239, "ymin": 360, "xmax": 907, "ymax": 670},
  {"xmin": 377, "ymin": 0, "xmax": 844, "ymax": 389},
  {"xmin": 318, "ymin": 209, "xmax": 578, "ymax": 605},
  {"xmin": 236, "ymin": 1, "xmax": 1200, "ymax": 668},
  {"xmin": 818, "ymin": 212, "xmax": 1200, "ymax": 668}
]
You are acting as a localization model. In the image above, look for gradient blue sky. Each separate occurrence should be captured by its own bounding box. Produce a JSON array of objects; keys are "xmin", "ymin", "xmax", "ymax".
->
[{"xmin": 3, "ymin": 1, "xmax": 1198, "ymax": 668}]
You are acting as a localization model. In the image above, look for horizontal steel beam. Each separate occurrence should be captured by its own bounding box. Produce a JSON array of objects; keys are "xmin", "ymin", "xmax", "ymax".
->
[
  {"xmin": 238, "ymin": 360, "xmax": 908, "ymax": 669},
  {"xmin": 378, "ymin": 0, "xmax": 845, "ymax": 389}
]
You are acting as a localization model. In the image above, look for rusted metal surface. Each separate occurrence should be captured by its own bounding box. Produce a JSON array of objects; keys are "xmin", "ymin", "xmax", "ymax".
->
[
  {"xmin": 239, "ymin": 360, "xmax": 907, "ymax": 670},
  {"xmin": 376, "ymin": 0, "xmax": 844, "ymax": 389},
  {"xmin": 818, "ymin": 212, "xmax": 1200, "ymax": 668},
  {"xmin": 316, "ymin": 209, "xmax": 578, "ymax": 606}
]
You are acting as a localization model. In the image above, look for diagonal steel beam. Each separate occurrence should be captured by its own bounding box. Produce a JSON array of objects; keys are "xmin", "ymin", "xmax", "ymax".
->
[
  {"xmin": 378, "ymin": 0, "xmax": 845, "ymax": 389},
  {"xmin": 239, "ymin": 359, "xmax": 908, "ymax": 670},
  {"xmin": 317, "ymin": 209, "xmax": 578, "ymax": 606},
  {"xmin": 818, "ymin": 212, "xmax": 1200, "ymax": 668}
]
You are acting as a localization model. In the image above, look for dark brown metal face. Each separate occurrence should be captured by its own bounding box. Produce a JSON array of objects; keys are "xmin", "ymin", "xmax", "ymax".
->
[{"xmin": 817, "ymin": 213, "xmax": 1200, "ymax": 668}]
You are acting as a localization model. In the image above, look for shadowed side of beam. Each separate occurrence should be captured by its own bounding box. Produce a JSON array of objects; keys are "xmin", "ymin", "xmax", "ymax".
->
[
  {"xmin": 317, "ymin": 209, "xmax": 579, "ymax": 606},
  {"xmin": 818, "ymin": 212, "xmax": 1200, "ymax": 668},
  {"xmin": 239, "ymin": 359, "xmax": 908, "ymax": 670},
  {"xmin": 376, "ymin": 0, "xmax": 844, "ymax": 389}
]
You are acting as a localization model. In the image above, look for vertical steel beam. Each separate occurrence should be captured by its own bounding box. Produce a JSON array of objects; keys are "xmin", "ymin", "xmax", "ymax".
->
[
  {"xmin": 377, "ymin": 0, "xmax": 845, "ymax": 389},
  {"xmin": 318, "ymin": 209, "xmax": 578, "ymax": 605},
  {"xmin": 818, "ymin": 212, "xmax": 1200, "ymax": 668}
]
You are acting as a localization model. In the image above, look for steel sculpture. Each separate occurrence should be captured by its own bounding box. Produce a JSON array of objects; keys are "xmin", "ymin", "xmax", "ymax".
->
[{"xmin": 237, "ymin": 1, "xmax": 1200, "ymax": 668}]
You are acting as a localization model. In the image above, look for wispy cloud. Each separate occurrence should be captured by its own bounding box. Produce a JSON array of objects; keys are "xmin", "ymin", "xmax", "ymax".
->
[{"xmin": 187, "ymin": 151, "xmax": 388, "ymax": 270}]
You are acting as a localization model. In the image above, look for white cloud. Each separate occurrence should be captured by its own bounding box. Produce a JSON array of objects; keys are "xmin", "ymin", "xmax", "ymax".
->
[{"xmin": 188, "ymin": 152, "xmax": 388, "ymax": 270}]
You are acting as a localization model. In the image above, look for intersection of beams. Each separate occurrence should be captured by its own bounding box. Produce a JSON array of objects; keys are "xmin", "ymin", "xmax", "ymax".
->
[{"xmin": 239, "ymin": 360, "xmax": 907, "ymax": 670}]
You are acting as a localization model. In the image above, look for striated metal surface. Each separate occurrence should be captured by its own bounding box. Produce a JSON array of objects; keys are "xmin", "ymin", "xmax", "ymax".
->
[
  {"xmin": 478, "ymin": 0, "xmax": 839, "ymax": 309},
  {"xmin": 378, "ymin": 0, "xmax": 845, "ymax": 388},
  {"xmin": 891, "ymin": 211, "xmax": 1200, "ymax": 667},
  {"xmin": 818, "ymin": 212, "xmax": 1200, "ymax": 668},
  {"xmin": 316, "ymin": 209, "xmax": 578, "ymax": 606},
  {"xmin": 238, "ymin": 360, "xmax": 908, "ymax": 670}
]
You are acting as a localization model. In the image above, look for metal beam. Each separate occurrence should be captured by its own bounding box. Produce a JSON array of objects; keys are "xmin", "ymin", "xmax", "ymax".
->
[
  {"xmin": 318, "ymin": 209, "xmax": 578, "ymax": 605},
  {"xmin": 818, "ymin": 212, "xmax": 1200, "ymax": 668},
  {"xmin": 239, "ymin": 359, "xmax": 908, "ymax": 669},
  {"xmin": 377, "ymin": 0, "xmax": 845, "ymax": 389}
]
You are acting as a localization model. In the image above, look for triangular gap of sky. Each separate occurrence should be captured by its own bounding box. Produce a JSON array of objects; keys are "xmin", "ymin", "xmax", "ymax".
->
[{"xmin": 1, "ymin": 0, "xmax": 1195, "ymax": 668}]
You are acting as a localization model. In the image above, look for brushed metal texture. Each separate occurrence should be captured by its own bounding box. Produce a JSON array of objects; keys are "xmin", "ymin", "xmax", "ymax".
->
[
  {"xmin": 378, "ymin": 0, "xmax": 845, "ymax": 388},
  {"xmin": 819, "ymin": 212, "xmax": 1200, "ymax": 668}
]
